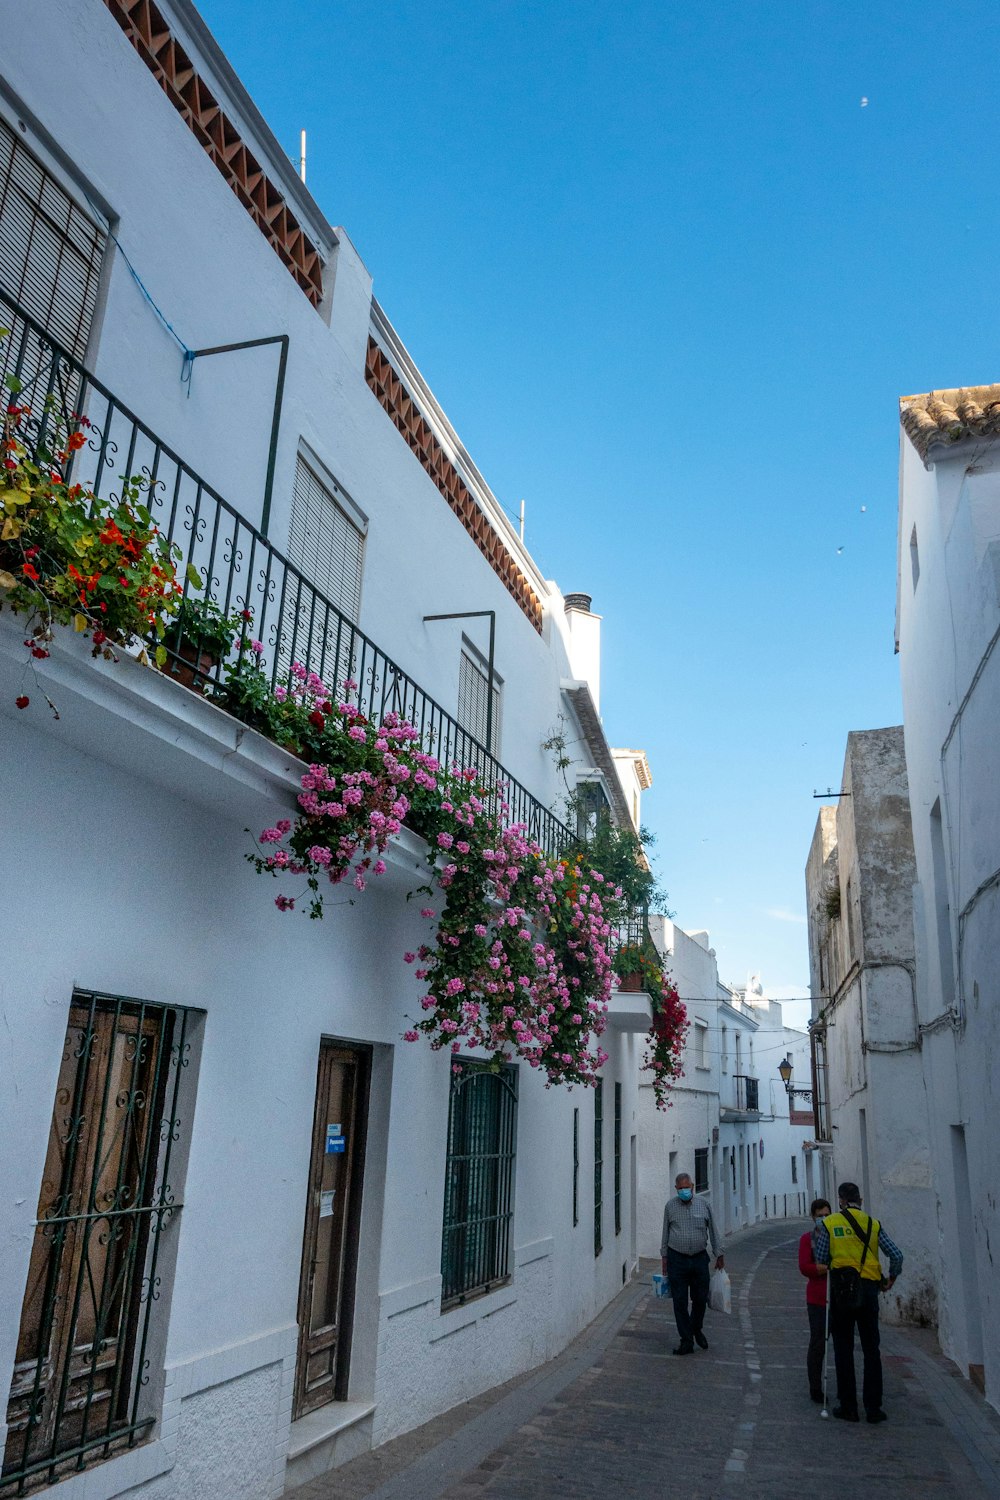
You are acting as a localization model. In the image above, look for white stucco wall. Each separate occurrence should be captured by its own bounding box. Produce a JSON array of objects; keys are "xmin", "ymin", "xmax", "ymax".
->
[
  {"xmin": 0, "ymin": 2, "xmax": 653, "ymax": 1491},
  {"xmin": 0, "ymin": 622, "xmax": 644, "ymax": 1499},
  {"xmin": 898, "ymin": 429, "xmax": 1000, "ymax": 1404}
]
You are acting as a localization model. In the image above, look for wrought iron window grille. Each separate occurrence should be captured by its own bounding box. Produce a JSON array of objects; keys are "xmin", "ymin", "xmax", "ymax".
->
[
  {"xmin": 0, "ymin": 288, "xmax": 570, "ymax": 862},
  {"xmin": 2, "ymin": 990, "xmax": 201, "ymax": 1497},
  {"xmin": 613, "ymin": 1083, "xmax": 622, "ymax": 1237},
  {"xmin": 440, "ymin": 1061, "xmax": 518, "ymax": 1310},
  {"xmin": 593, "ymin": 1079, "xmax": 603, "ymax": 1258}
]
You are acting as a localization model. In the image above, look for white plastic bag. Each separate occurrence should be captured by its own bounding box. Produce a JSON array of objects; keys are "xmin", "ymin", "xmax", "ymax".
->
[{"xmin": 709, "ymin": 1268, "xmax": 732, "ymax": 1315}]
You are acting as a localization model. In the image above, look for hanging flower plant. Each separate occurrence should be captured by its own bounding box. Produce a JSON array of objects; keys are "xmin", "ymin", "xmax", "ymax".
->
[
  {"xmin": 643, "ymin": 969, "xmax": 689, "ymax": 1110},
  {"xmin": 247, "ymin": 670, "xmax": 624, "ymax": 1091}
]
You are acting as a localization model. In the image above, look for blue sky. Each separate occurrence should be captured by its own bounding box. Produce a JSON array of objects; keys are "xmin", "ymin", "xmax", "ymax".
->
[{"xmin": 200, "ymin": 0, "xmax": 1000, "ymax": 1022}]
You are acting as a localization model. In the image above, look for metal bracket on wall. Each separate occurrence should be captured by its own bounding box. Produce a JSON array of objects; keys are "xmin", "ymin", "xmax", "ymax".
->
[{"xmin": 182, "ymin": 334, "xmax": 290, "ymax": 537}]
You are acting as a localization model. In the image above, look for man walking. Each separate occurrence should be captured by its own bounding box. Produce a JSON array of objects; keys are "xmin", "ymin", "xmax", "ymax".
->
[
  {"xmin": 660, "ymin": 1171, "xmax": 724, "ymax": 1356},
  {"xmin": 814, "ymin": 1181, "xmax": 904, "ymax": 1424}
]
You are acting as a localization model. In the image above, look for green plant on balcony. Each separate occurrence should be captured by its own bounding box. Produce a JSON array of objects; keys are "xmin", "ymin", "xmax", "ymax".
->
[
  {"xmin": 162, "ymin": 592, "xmax": 249, "ymax": 688},
  {"xmin": 0, "ymin": 385, "xmax": 188, "ymax": 712}
]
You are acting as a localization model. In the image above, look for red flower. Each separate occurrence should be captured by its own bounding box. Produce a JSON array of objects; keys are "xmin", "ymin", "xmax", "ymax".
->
[
  {"xmin": 24, "ymin": 546, "xmax": 39, "ymax": 560},
  {"xmin": 93, "ymin": 629, "xmax": 107, "ymax": 646},
  {"xmin": 118, "ymin": 575, "xmax": 129, "ymax": 588},
  {"xmin": 309, "ymin": 710, "xmax": 326, "ymax": 730},
  {"xmin": 21, "ymin": 563, "xmax": 40, "ymax": 581},
  {"xmin": 3, "ymin": 458, "xmax": 16, "ymax": 472},
  {"xmin": 30, "ymin": 646, "xmax": 49, "ymax": 659},
  {"xmin": 241, "ymin": 609, "xmax": 253, "ymax": 621},
  {"xmin": 67, "ymin": 431, "xmax": 86, "ymax": 451},
  {"xmin": 14, "ymin": 695, "xmax": 29, "ymax": 709},
  {"xmin": 99, "ymin": 520, "xmax": 125, "ymax": 547}
]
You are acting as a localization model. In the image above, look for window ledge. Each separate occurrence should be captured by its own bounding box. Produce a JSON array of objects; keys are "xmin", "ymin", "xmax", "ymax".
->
[{"xmin": 287, "ymin": 1401, "xmax": 375, "ymax": 1462}]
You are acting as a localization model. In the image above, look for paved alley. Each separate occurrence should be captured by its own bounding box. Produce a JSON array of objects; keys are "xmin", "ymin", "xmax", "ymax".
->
[{"xmin": 299, "ymin": 1220, "xmax": 1000, "ymax": 1500}]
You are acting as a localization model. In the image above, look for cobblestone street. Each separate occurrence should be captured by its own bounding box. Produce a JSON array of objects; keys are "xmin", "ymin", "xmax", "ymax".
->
[{"xmin": 300, "ymin": 1220, "xmax": 1000, "ymax": 1500}]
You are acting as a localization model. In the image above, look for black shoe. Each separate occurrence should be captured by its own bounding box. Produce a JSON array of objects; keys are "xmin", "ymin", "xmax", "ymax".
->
[
  {"xmin": 810, "ymin": 1390, "xmax": 824, "ymax": 1403},
  {"xmin": 693, "ymin": 1331, "xmax": 708, "ymax": 1350},
  {"xmin": 866, "ymin": 1410, "xmax": 888, "ymax": 1424},
  {"xmin": 832, "ymin": 1407, "xmax": 859, "ymax": 1422},
  {"xmin": 672, "ymin": 1342, "xmax": 694, "ymax": 1356}
]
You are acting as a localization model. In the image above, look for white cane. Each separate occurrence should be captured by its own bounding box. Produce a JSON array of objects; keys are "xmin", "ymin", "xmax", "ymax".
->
[{"xmin": 820, "ymin": 1263, "xmax": 831, "ymax": 1419}]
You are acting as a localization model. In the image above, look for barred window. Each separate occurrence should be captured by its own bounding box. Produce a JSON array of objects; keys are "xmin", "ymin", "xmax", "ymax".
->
[
  {"xmin": 456, "ymin": 641, "xmax": 501, "ymax": 758},
  {"xmin": 441, "ymin": 1061, "xmax": 517, "ymax": 1308},
  {"xmin": 279, "ymin": 453, "xmax": 366, "ymax": 686},
  {"xmin": 3, "ymin": 991, "xmax": 199, "ymax": 1494},
  {"xmin": 694, "ymin": 1146, "xmax": 709, "ymax": 1195},
  {"xmin": 0, "ymin": 115, "xmax": 106, "ymax": 362},
  {"xmin": 613, "ymin": 1082, "xmax": 622, "ymax": 1237},
  {"xmin": 594, "ymin": 1079, "xmax": 603, "ymax": 1257}
]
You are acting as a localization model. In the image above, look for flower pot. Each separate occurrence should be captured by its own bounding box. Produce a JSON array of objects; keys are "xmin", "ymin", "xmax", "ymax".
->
[
  {"xmin": 618, "ymin": 972, "xmax": 644, "ymax": 993},
  {"xmin": 163, "ymin": 641, "xmax": 218, "ymax": 692}
]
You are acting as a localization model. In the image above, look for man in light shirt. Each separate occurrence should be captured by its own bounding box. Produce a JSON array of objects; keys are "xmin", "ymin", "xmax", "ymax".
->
[{"xmin": 660, "ymin": 1171, "xmax": 725, "ymax": 1356}]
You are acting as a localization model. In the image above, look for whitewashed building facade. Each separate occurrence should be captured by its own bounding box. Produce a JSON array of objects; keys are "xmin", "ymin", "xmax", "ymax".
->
[
  {"xmin": 0, "ymin": 3, "xmax": 655, "ymax": 1495},
  {"xmin": 897, "ymin": 387, "xmax": 1000, "ymax": 1406},
  {"xmin": 804, "ymin": 729, "xmax": 937, "ymax": 1329},
  {"xmin": 635, "ymin": 921, "xmax": 811, "ymax": 1260}
]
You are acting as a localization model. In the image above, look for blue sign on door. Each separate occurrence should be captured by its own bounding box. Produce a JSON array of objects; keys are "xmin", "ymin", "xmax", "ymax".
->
[{"xmin": 325, "ymin": 1123, "xmax": 345, "ymax": 1154}]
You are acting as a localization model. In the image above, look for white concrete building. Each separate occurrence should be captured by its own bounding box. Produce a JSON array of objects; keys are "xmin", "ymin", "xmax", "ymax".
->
[
  {"xmin": 804, "ymin": 729, "xmax": 937, "ymax": 1329},
  {"xmin": 0, "ymin": 4, "xmax": 654, "ymax": 1495},
  {"xmin": 635, "ymin": 922, "xmax": 810, "ymax": 1258},
  {"xmin": 897, "ymin": 387, "xmax": 1000, "ymax": 1405}
]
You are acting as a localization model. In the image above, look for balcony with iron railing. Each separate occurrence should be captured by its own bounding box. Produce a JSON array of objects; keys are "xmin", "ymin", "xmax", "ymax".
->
[
  {"xmin": 0, "ymin": 291, "xmax": 571, "ymax": 857},
  {"xmin": 722, "ymin": 1074, "xmax": 760, "ymax": 1118}
]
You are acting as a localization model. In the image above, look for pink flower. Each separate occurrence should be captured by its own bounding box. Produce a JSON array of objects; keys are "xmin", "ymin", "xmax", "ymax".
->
[
  {"xmin": 275, "ymin": 895, "xmax": 295, "ymax": 911},
  {"xmin": 403, "ymin": 952, "xmax": 416, "ymax": 963},
  {"xmin": 420, "ymin": 908, "xmax": 435, "ymax": 918},
  {"xmin": 403, "ymin": 1030, "xmax": 419, "ymax": 1042}
]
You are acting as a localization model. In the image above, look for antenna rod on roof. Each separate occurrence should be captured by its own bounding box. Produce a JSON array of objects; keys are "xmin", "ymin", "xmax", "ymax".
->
[
  {"xmin": 519, "ymin": 499, "xmax": 525, "ymax": 543},
  {"xmin": 299, "ymin": 129, "xmax": 307, "ymax": 185}
]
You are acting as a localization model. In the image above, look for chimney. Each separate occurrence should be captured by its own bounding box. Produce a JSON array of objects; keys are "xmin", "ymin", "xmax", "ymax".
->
[{"xmin": 564, "ymin": 592, "xmax": 601, "ymax": 711}]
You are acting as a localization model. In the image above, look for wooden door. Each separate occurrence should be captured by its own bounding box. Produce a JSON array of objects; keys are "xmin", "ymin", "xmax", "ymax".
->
[{"xmin": 293, "ymin": 1043, "xmax": 368, "ymax": 1419}]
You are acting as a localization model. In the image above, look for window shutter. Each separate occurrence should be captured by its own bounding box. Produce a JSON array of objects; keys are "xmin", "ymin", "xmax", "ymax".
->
[
  {"xmin": 457, "ymin": 648, "xmax": 501, "ymax": 756},
  {"xmin": 278, "ymin": 456, "xmax": 365, "ymax": 687},
  {"xmin": 0, "ymin": 116, "xmax": 106, "ymax": 362},
  {"xmin": 287, "ymin": 457, "xmax": 364, "ymax": 624}
]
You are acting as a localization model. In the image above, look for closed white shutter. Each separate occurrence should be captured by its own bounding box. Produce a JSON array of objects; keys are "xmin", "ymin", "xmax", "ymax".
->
[
  {"xmin": 0, "ymin": 115, "xmax": 106, "ymax": 362},
  {"xmin": 278, "ymin": 455, "xmax": 365, "ymax": 688},
  {"xmin": 457, "ymin": 647, "xmax": 501, "ymax": 756},
  {"xmin": 287, "ymin": 456, "xmax": 364, "ymax": 624}
]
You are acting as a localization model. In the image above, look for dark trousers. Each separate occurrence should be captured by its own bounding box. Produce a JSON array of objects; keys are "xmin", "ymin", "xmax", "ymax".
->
[
  {"xmin": 807, "ymin": 1302, "xmax": 828, "ymax": 1396},
  {"xmin": 830, "ymin": 1281, "xmax": 882, "ymax": 1414},
  {"xmin": 667, "ymin": 1248, "xmax": 710, "ymax": 1345}
]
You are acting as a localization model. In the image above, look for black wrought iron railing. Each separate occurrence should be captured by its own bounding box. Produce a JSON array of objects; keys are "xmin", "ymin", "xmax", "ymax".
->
[
  {"xmin": 732, "ymin": 1074, "xmax": 760, "ymax": 1112},
  {"xmin": 0, "ymin": 291, "xmax": 571, "ymax": 857}
]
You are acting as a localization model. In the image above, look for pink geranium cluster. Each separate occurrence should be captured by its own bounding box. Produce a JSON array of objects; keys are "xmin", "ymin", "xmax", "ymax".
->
[{"xmin": 251, "ymin": 671, "xmax": 676, "ymax": 1099}]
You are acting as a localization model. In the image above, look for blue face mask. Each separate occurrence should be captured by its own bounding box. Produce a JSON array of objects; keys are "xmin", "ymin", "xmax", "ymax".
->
[{"xmin": 678, "ymin": 1188, "xmax": 693, "ymax": 1202}]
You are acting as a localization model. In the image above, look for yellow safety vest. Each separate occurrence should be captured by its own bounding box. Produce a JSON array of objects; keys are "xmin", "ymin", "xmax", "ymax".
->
[{"xmin": 824, "ymin": 1211, "xmax": 882, "ymax": 1281}]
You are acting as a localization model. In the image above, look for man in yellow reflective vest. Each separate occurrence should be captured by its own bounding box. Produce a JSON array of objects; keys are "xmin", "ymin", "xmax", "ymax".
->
[{"xmin": 814, "ymin": 1181, "xmax": 904, "ymax": 1424}]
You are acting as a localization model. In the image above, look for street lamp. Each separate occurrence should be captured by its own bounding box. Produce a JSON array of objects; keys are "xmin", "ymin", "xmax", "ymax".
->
[{"xmin": 778, "ymin": 1057, "xmax": 812, "ymax": 1102}]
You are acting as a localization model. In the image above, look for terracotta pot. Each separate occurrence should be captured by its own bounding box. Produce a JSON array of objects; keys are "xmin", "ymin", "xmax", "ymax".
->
[
  {"xmin": 163, "ymin": 641, "xmax": 218, "ymax": 692},
  {"xmin": 617, "ymin": 972, "xmax": 644, "ymax": 993}
]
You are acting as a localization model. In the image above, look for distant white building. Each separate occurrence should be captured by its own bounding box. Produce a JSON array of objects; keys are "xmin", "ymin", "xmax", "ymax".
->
[
  {"xmin": 804, "ymin": 729, "xmax": 937, "ymax": 1329},
  {"xmin": 635, "ymin": 921, "xmax": 810, "ymax": 1258},
  {"xmin": 0, "ymin": 4, "xmax": 655, "ymax": 1496},
  {"xmin": 897, "ymin": 385, "xmax": 1000, "ymax": 1405}
]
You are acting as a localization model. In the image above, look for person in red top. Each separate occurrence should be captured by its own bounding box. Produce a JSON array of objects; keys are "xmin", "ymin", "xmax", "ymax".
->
[{"xmin": 800, "ymin": 1198, "xmax": 832, "ymax": 1402}]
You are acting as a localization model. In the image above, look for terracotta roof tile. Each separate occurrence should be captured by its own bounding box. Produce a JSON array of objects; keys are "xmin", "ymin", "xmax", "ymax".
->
[{"xmin": 900, "ymin": 384, "xmax": 1000, "ymax": 464}]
